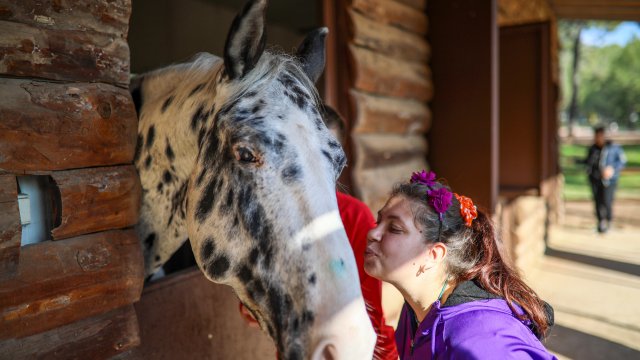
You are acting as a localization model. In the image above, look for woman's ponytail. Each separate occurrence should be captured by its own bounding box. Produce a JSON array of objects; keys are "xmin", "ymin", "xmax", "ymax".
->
[{"xmin": 464, "ymin": 209, "xmax": 550, "ymax": 338}]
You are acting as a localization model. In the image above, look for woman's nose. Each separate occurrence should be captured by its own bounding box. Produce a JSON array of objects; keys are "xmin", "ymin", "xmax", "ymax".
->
[{"xmin": 367, "ymin": 225, "xmax": 381, "ymax": 242}]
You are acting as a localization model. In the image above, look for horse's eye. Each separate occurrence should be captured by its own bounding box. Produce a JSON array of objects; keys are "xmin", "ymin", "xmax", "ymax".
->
[{"xmin": 236, "ymin": 147, "xmax": 256, "ymax": 163}]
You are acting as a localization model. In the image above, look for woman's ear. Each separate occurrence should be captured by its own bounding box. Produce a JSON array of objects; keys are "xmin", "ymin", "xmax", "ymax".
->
[{"xmin": 427, "ymin": 242, "xmax": 448, "ymax": 265}]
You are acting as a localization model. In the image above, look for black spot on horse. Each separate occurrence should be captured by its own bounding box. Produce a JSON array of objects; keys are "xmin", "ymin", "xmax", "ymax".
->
[
  {"xmin": 157, "ymin": 182, "xmax": 163, "ymax": 192},
  {"xmin": 201, "ymin": 238, "xmax": 215, "ymax": 260},
  {"xmin": 134, "ymin": 134, "xmax": 143, "ymax": 163},
  {"xmin": 302, "ymin": 310, "xmax": 315, "ymax": 325},
  {"xmin": 163, "ymin": 170, "xmax": 173, "ymax": 184},
  {"xmin": 281, "ymin": 164, "xmax": 301, "ymax": 184},
  {"xmin": 145, "ymin": 155, "xmax": 152, "ymax": 169},
  {"xmin": 145, "ymin": 233, "xmax": 156, "ymax": 249},
  {"xmin": 287, "ymin": 345, "xmax": 303, "ymax": 360},
  {"xmin": 237, "ymin": 265, "xmax": 253, "ymax": 284},
  {"xmin": 248, "ymin": 247, "xmax": 259, "ymax": 264},
  {"xmin": 196, "ymin": 177, "xmax": 219, "ymax": 222},
  {"xmin": 222, "ymin": 188, "xmax": 234, "ymax": 213},
  {"xmin": 308, "ymin": 273, "xmax": 316, "ymax": 285},
  {"xmin": 198, "ymin": 128, "xmax": 206, "ymax": 148},
  {"xmin": 328, "ymin": 140, "xmax": 341, "ymax": 149},
  {"xmin": 208, "ymin": 255, "xmax": 230, "ymax": 278},
  {"xmin": 146, "ymin": 126, "xmax": 155, "ymax": 149},
  {"xmin": 191, "ymin": 104, "xmax": 206, "ymax": 131},
  {"xmin": 251, "ymin": 103, "xmax": 263, "ymax": 114},
  {"xmin": 321, "ymin": 150, "xmax": 333, "ymax": 164},
  {"xmin": 189, "ymin": 83, "xmax": 206, "ymax": 97},
  {"xmin": 161, "ymin": 96, "xmax": 174, "ymax": 113},
  {"xmin": 165, "ymin": 142, "xmax": 175, "ymax": 161}
]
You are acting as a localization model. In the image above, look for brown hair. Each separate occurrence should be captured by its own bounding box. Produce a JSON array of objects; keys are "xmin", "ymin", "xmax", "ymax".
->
[{"xmin": 391, "ymin": 182, "xmax": 550, "ymax": 337}]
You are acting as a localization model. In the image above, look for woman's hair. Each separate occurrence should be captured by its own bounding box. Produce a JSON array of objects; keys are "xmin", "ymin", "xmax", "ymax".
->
[{"xmin": 391, "ymin": 181, "xmax": 550, "ymax": 337}]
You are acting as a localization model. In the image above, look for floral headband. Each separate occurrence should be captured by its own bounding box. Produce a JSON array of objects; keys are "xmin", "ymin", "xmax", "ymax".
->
[{"xmin": 409, "ymin": 170, "xmax": 478, "ymax": 227}]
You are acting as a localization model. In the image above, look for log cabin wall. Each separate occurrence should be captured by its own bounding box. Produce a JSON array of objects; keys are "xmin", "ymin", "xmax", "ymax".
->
[
  {"xmin": 0, "ymin": 1, "xmax": 144, "ymax": 358},
  {"xmin": 343, "ymin": 0, "xmax": 432, "ymax": 212}
]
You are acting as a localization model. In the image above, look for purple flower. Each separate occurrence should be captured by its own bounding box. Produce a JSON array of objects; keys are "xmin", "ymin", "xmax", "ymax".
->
[
  {"xmin": 427, "ymin": 187, "xmax": 453, "ymax": 215},
  {"xmin": 410, "ymin": 170, "xmax": 437, "ymax": 187}
]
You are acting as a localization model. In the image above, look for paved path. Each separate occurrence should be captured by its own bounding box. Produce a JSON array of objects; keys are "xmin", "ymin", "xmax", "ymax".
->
[{"xmin": 527, "ymin": 199, "xmax": 640, "ymax": 360}]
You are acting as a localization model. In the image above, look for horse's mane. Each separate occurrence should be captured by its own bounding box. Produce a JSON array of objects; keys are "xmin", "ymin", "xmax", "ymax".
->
[{"xmin": 140, "ymin": 50, "xmax": 320, "ymax": 109}]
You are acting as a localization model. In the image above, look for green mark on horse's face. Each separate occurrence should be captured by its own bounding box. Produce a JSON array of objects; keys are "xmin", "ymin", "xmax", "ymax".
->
[{"xmin": 329, "ymin": 258, "xmax": 346, "ymax": 278}]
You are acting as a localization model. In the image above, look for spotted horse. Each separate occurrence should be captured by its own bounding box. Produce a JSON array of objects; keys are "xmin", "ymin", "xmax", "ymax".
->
[{"xmin": 130, "ymin": 0, "xmax": 375, "ymax": 358}]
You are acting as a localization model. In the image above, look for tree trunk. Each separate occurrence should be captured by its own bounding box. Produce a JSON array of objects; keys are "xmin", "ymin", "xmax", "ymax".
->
[{"xmin": 567, "ymin": 26, "xmax": 583, "ymax": 138}]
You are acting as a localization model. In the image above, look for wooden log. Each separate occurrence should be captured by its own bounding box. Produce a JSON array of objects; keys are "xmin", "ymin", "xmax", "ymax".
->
[
  {"xmin": 350, "ymin": 90, "xmax": 431, "ymax": 135},
  {"xmin": 353, "ymin": 134, "xmax": 428, "ymax": 169},
  {"xmin": 0, "ymin": 20, "xmax": 130, "ymax": 85},
  {"xmin": 0, "ymin": 229, "xmax": 144, "ymax": 339},
  {"xmin": 393, "ymin": 0, "xmax": 427, "ymax": 11},
  {"xmin": 0, "ymin": 0, "xmax": 131, "ymax": 37},
  {"xmin": 351, "ymin": 0, "xmax": 428, "ymax": 36},
  {"xmin": 349, "ymin": 45, "xmax": 433, "ymax": 102},
  {"xmin": 498, "ymin": 0, "xmax": 553, "ymax": 26},
  {"xmin": 0, "ymin": 305, "xmax": 140, "ymax": 360},
  {"xmin": 0, "ymin": 78, "xmax": 137, "ymax": 172},
  {"xmin": 0, "ymin": 174, "xmax": 20, "ymax": 280},
  {"xmin": 51, "ymin": 165, "xmax": 141, "ymax": 240},
  {"xmin": 349, "ymin": 9, "xmax": 430, "ymax": 63},
  {"xmin": 353, "ymin": 157, "xmax": 428, "ymax": 212}
]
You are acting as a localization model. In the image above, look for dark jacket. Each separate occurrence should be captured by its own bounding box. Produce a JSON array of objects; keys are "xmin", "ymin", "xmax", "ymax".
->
[{"xmin": 585, "ymin": 141, "xmax": 626, "ymax": 182}]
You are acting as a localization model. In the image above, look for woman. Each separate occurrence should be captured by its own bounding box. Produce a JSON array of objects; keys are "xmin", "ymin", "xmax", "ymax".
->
[{"xmin": 364, "ymin": 170, "xmax": 556, "ymax": 359}]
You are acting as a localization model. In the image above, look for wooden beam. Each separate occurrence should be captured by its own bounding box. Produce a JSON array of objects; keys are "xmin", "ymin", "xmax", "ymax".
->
[
  {"xmin": 349, "ymin": 9, "xmax": 430, "ymax": 63},
  {"xmin": 51, "ymin": 166, "xmax": 141, "ymax": 240},
  {"xmin": 0, "ymin": 0, "xmax": 131, "ymax": 37},
  {"xmin": 349, "ymin": 45, "xmax": 433, "ymax": 101},
  {"xmin": 354, "ymin": 134, "xmax": 428, "ymax": 169},
  {"xmin": 351, "ymin": 0, "xmax": 428, "ymax": 36},
  {"xmin": 0, "ymin": 79, "xmax": 137, "ymax": 172},
  {"xmin": 0, "ymin": 20, "xmax": 130, "ymax": 85},
  {"xmin": 393, "ymin": 0, "xmax": 427, "ymax": 11},
  {"xmin": 350, "ymin": 90, "xmax": 431, "ymax": 135},
  {"xmin": 0, "ymin": 305, "xmax": 140, "ymax": 360},
  {"xmin": 0, "ymin": 229, "xmax": 144, "ymax": 339}
]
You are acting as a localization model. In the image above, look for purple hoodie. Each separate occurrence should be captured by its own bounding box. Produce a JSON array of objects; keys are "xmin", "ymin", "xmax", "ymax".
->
[{"xmin": 395, "ymin": 281, "xmax": 557, "ymax": 359}]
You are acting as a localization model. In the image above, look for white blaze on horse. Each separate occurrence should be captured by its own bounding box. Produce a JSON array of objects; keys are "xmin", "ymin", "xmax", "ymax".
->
[{"xmin": 130, "ymin": 0, "xmax": 376, "ymax": 358}]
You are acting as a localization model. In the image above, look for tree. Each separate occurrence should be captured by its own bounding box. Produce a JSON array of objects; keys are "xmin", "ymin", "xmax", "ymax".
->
[{"xmin": 558, "ymin": 20, "xmax": 620, "ymax": 135}]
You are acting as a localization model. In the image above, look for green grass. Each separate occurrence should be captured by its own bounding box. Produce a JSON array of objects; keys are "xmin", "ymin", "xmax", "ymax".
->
[{"xmin": 561, "ymin": 144, "xmax": 640, "ymax": 200}]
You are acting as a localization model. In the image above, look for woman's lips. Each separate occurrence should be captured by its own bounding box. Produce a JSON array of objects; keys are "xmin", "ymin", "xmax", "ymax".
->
[{"xmin": 364, "ymin": 247, "xmax": 378, "ymax": 257}]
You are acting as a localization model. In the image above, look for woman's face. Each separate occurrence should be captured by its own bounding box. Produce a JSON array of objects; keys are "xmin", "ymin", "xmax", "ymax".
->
[{"xmin": 364, "ymin": 195, "xmax": 430, "ymax": 283}]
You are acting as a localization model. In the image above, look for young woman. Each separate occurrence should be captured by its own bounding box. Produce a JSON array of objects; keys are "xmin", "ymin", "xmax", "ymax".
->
[{"xmin": 364, "ymin": 170, "xmax": 557, "ymax": 359}]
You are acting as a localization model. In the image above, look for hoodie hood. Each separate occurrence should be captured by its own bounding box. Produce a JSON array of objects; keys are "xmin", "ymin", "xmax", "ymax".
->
[{"xmin": 442, "ymin": 280, "xmax": 554, "ymax": 339}]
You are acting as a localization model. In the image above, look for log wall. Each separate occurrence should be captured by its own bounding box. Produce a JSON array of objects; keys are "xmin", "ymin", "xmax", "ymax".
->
[
  {"xmin": 345, "ymin": 0, "xmax": 431, "ymax": 211},
  {"xmin": 0, "ymin": 1, "xmax": 142, "ymax": 358}
]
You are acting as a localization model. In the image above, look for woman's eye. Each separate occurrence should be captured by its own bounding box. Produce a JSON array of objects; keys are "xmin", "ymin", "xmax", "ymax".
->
[
  {"xmin": 390, "ymin": 226, "xmax": 403, "ymax": 234},
  {"xmin": 237, "ymin": 147, "xmax": 256, "ymax": 163}
]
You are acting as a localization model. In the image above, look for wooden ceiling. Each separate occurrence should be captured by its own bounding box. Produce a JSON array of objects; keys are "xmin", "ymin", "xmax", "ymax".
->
[{"xmin": 550, "ymin": 0, "xmax": 640, "ymax": 21}]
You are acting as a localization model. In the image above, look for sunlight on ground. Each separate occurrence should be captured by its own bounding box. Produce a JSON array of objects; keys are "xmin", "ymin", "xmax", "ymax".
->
[{"xmin": 527, "ymin": 200, "xmax": 640, "ymax": 359}]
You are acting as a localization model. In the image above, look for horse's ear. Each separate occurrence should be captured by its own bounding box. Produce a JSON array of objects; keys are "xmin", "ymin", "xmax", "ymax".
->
[
  {"xmin": 296, "ymin": 27, "xmax": 328, "ymax": 84},
  {"xmin": 224, "ymin": 0, "xmax": 268, "ymax": 80}
]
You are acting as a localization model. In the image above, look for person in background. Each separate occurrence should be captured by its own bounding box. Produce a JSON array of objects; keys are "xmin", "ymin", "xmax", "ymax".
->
[
  {"xmin": 583, "ymin": 126, "xmax": 626, "ymax": 233},
  {"xmin": 365, "ymin": 170, "xmax": 556, "ymax": 359}
]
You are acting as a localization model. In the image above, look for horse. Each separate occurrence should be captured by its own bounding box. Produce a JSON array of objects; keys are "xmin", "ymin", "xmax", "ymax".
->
[{"xmin": 130, "ymin": 0, "xmax": 375, "ymax": 359}]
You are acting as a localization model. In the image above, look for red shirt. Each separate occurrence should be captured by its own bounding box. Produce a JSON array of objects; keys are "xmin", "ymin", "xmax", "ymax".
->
[{"xmin": 337, "ymin": 191, "xmax": 399, "ymax": 360}]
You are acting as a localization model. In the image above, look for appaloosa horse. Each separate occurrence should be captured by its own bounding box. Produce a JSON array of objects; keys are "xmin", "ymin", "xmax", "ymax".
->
[{"xmin": 130, "ymin": 0, "xmax": 375, "ymax": 358}]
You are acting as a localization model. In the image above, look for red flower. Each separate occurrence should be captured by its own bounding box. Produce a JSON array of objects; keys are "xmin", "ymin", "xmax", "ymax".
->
[{"xmin": 454, "ymin": 193, "xmax": 477, "ymax": 227}]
